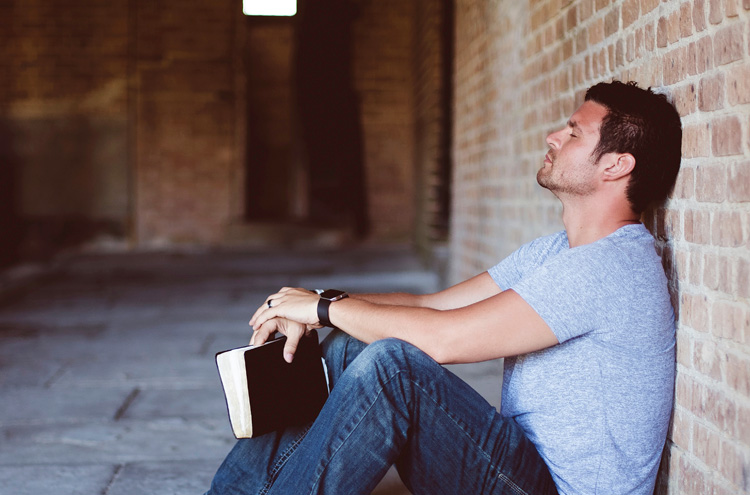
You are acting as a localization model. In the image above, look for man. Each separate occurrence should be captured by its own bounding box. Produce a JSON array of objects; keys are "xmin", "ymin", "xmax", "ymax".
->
[{"xmin": 206, "ymin": 80, "xmax": 682, "ymax": 494}]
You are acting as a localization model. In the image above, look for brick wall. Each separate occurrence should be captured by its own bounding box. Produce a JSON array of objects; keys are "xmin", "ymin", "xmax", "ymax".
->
[
  {"xmin": 451, "ymin": 0, "xmax": 750, "ymax": 493},
  {"xmin": 414, "ymin": 0, "xmax": 452, "ymax": 253},
  {"xmin": 133, "ymin": 0, "xmax": 237, "ymax": 245},
  {"xmin": 3, "ymin": 0, "xmax": 429, "ymax": 250},
  {"xmin": 0, "ymin": 0, "xmax": 130, "ymax": 257},
  {"xmin": 353, "ymin": 0, "xmax": 417, "ymax": 239}
]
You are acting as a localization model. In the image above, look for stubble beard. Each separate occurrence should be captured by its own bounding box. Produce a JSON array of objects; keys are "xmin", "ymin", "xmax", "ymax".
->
[{"xmin": 537, "ymin": 151, "xmax": 597, "ymax": 197}]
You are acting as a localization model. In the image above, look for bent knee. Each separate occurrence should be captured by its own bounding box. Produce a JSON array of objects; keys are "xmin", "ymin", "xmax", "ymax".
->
[{"xmin": 350, "ymin": 338, "xmax": 425, "ymax": 372}]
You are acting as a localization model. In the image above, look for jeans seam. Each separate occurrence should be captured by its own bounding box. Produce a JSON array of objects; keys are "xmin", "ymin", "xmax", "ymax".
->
[
  {"xmin": 259, "ymin": 424, "xmax": 312, "ymax": 495},
  {"xmin": 307, "ymin": 368, "xmax": 531, "ymax": 495},
  {"xmin": 408, "ymin": 377, "xmax": 530, "ymax": 495}
]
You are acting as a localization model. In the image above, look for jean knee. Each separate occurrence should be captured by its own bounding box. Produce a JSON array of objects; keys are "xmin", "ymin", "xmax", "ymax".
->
[{"xmin": 347, "ymin": 338, "xmax": 419, "ymax": 376}]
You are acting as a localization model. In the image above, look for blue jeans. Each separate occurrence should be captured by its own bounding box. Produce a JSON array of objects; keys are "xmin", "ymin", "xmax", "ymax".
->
[{"xmin": 206, "ymin": 330, "xmax": 558, "ymax": 495}]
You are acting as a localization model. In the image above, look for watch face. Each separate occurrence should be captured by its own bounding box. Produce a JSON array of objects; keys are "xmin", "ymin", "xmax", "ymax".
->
[{"xmin": 320, "ymin": 289, "xmax": 347, "ymax": 301}]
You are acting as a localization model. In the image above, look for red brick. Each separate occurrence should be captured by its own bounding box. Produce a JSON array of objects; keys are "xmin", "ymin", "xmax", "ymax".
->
[
  {"xmin": 579, "ymin": 0, "xmax": 594, "ymax": 21},
  {"xmin": 712, "ymin": 210, "xmax": 746, "ymax": 247},
  {"xmin": 671, "ymin": 406, "xmax": 692, "ymax": 448},
  {"xmin": 674, "ymin": 166, "xmax": 696, "ymax": 199},
  {"xmin": 673, "ymin": 83, "xmax": 697, "ymax": 116},
  {"xmin": 699, "ymin": 73, "xmax": 725, "ymax": 111},
  {"xmin": 576, "ymin": 26, "xmax": 589, "ymax": 53},
  {"xmin": 710, "ymin": 0, "xmax": 724, "ymax": 23},
  {"xmin": 738, "ymin": 258, "xmax": 750, "ymax": 299},
  {"xmin": 705, "ymin": 387, "xmax": 737, "ymax": 438},
  {"xmin": 739, "ymin": 405, "xmax": 750, "ymax": 446},
  {"xmin": 664, "ymin": 46, "xmax": 689, "ymax": 84},
  {"xmin": 679, "ymin": 2, "xmax": 694, "ymax": 37},
  {"xmin": 693, "ymin": 340, "xmax": 722, "ymax": 381},
  {"xmin": 605, "ymin": 8, "xmax": 620, "ymax": 37},
  {"xmin": 695, "ymin": 0, "xmax": 708, "ymax": 31},
  {"xmin": 714, "ymin": 23, "xmax": 744, "ymax": 66},
  {"xmin": 644, "ymin": 21, "xmax": 656, "ymax": 51},
  {"xmin": 682, "ymin": 291, "xmax": 711, "ymax": 331},
  {"xmin": 712, "ymin": 299, "xmax": 748, "ymax": 343},
  {"xmin": 685, "ymin": 208, "xmax": 712, "ymax": 243},
  {"xmin": 695, "ymin": 164, "xmax": 728, "ymax": 201},
  {"xmin": 690, "ymin": 250, "xmax": 703, "ymax": 285},
  {"xmin": 720, "ymin": 440, "xmax": 748, "ymax": 487},
  {"xmin": 693, "ymin": 421, "xmax": 722, "ymax": 469},
  {"xmin": 712, "ymin": 116, "xmax": 743, "ymax": 156},
  {"xmin": 589, "ymin": 16, "xmax": 605, "ymax": 45},
  {"xmin": 567, "ymin": 5, "xmax": 578, "ymax": 30},
  {"xmin": 675, "ymin": 373, "xmax": 694, "ymax": 410},
  {"xmin": 693, "ymin": 35, "xmax": 714, "ymax": 73},
  {"xmin": 727, "ymin": 64, "xmax": 750, "ymax": 105},
  {"xmin": 679, "ymin": 449, "xmax": 708, "ymax": 493},
  {"xmin": 726, "ymin": 0, "xmax": 740, "ymax": 16},
  {"xmin": 704, "ymin": 252, "xmax": 732, "ymax": 293},
  {"xmin": 626, "ymin": 32, "xmax": 636, "ymax": 62},
  {"xmin": 623, "ymin": 0, "xmax": 640, "ymax": 27},
  {"xmin": 668, "ymin": 9, "xmax": 681, "ymax": 43},
  {"xmin": 657, "ymin": 16, "xmax": 668, "ymax": 47},
  {"xmin": 726, "ymin": 352, "xmax": 750, "ymax": 398},
  {"xmin": 642, "ymin": 0, "xmax": 660, "ymax": 14},
  {"xmin": 728, "ymin": 162, "xmax": 750, "ymax": 202},
  {"xmin": 615, "ymin": 38, "xmax": 625, "ymax": 66}
]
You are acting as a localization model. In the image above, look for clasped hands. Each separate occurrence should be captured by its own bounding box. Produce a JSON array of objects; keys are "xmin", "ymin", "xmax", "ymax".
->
[{"xmin": 249, "ymin": 287, "xmax": 322, "ymax": 363}]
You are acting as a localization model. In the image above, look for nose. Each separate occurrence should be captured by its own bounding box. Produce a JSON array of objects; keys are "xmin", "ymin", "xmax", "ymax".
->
[{"xmin": 546, "ymin": 128, "xmax": 564, "ymax": 149}]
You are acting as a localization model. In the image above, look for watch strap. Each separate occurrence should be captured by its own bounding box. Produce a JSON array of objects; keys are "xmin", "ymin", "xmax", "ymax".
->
[{"xmin": 317, "ymin": 298, "xmax": 334, "ymax": 327}]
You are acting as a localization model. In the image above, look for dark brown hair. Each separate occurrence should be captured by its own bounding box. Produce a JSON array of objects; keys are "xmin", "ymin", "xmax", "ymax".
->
[{"xmin": 585, "ymin": 81, "xmax": 683, "ymax": 214}]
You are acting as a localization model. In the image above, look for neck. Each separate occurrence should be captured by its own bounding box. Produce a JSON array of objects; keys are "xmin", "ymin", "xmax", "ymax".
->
[{"xmin": 560, "ymin": 196, "xmax": 640, "ymax": 248}]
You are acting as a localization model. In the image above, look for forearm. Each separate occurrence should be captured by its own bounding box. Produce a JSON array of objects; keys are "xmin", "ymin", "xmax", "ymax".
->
[
  {"xmin": 327, "ymin": 288, "xmax": 558, "ymax": 365},
  {"xmin": 350, "ymin": 292, "xmax": 428, "ymax": 307},
  {"xmin": 327, "ymin": 297, "xmax": 453, "ymax": 362},
  {"xmin": 353, "ymin": 272, "xmax": 502, "ymax": 311}
]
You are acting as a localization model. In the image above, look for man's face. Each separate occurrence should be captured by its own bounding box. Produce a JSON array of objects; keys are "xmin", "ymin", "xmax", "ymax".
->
[{"xmin": 538, "ymin": 100, "xmax": 608, "ymax": 197}]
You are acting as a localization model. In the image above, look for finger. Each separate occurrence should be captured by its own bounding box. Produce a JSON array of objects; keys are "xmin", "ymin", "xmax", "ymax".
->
[
  {"xmin": 282, "ymin": 331, "xmax": 301, "ymax": 363},
  {"xmin": 250, "ymin": 293, "xmax": 284, "ymax": 326},
  {"xmin": 250, "ymin": 289, "xmax": 286, "ymax": 324},
  {"xmin": 251, "ymin": 319, "xmax": 278, "ymax": 346},
  {"xmin": 249, "ymin": 302, "xmax": 266, "ymax": 326}
]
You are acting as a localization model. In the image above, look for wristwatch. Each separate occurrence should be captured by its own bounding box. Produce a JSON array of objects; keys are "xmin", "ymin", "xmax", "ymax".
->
[{"xmin": 316, "ymin": 289, "xmax": 349, "ymax": 328}]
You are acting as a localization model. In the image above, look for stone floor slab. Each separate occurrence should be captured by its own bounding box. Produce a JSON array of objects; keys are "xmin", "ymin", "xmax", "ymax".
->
[
  {"xmin": 0, "ymin": 464, "xmax": 115, "ymax": 495},
  {"xmin": 106, "ymin": 460, "xmax": 218, "ymax": 495}
]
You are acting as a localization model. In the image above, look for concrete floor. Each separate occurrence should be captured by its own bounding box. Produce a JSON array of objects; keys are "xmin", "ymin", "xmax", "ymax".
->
[{"xmin": 0, "ymin": 245, "xmax": 503, "ymax": 495}]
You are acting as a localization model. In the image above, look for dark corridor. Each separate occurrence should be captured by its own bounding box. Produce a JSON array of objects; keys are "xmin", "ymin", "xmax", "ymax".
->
[{"xmin": 244, "ymin": 0, "xmax": 368, "ymax": 238}]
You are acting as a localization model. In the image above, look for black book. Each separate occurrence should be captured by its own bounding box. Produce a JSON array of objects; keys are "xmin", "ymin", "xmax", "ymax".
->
[{"xmin": 215, "ymin": 331, "xmax": 330, "ymax": 438}]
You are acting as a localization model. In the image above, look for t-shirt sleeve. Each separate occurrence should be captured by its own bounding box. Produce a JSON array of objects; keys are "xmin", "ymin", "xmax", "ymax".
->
[
  {"xmin": 487, "ymin": 246, "xmax": 525, "ymax": 291},
  {"xmin": 510, "ymin": 245, "xmax": 616, "ymax": 343},
  {"xmin": 488, "ymin": 231, "xmax": 568, "ymax": 291}
]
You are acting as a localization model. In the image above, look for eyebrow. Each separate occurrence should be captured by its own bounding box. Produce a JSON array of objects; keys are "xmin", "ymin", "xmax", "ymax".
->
[{"xmin": 567, "ymin": 120, "xmax": 583, "ymax": 132}]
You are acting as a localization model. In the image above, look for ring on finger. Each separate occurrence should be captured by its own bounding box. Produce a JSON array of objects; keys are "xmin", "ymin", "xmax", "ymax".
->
[{"xmin": 267, "ymin": 299, "xmax": 273, "ymax": 308}]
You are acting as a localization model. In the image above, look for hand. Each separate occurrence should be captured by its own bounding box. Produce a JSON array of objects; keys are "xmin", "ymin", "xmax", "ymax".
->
[
  {"xmin": 251, "ymin": 287, "xmax": 321, "ymax": 329},
  {"xmin": 250, "ymin": 317, "xmax": 314, "ymax": 363}
]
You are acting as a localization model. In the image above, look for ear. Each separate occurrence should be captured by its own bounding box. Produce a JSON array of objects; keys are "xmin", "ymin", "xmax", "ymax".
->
[{"xmin": 601, "ymin": 153, "xmax": 635, "ymax": 182}]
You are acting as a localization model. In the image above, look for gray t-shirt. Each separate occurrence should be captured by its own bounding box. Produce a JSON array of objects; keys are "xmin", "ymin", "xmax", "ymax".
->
[{"xmin": 488, "ymin": 224, "xmax": 675, "ymax": 495}]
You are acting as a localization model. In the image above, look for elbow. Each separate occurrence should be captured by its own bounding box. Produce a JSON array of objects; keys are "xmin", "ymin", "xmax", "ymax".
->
[{"xmin": 419, "ymin": 325, "xmax": 461, "ymax": 365}]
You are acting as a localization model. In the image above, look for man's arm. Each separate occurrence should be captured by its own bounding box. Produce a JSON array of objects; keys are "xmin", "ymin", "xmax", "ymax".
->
[
  {"xmin": 328, "ymin": 289, "xmax": 558, "ymax": 364},
  {"xmin": 352, "ymin": 272, "xmax": 502, "ymax": 310},
  {"xmin": 251, "ymin": 284, "xmax": 558, "ymax": 364}
]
